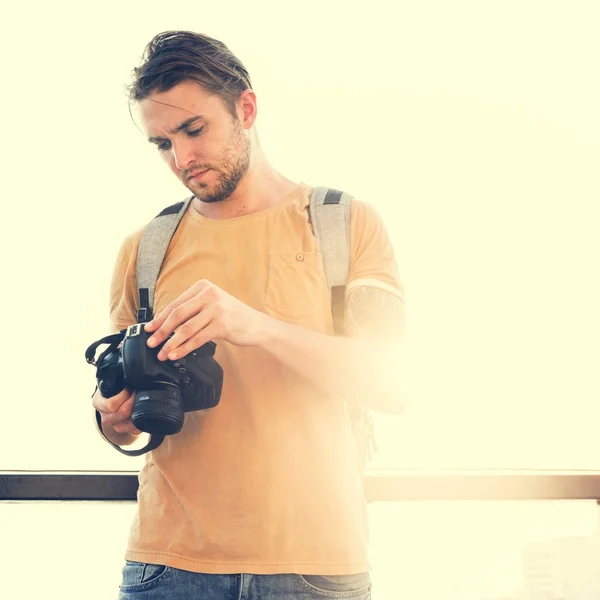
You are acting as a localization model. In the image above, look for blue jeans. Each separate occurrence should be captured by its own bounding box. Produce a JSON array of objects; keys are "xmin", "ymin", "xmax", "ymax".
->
[{"xmin": 118, "ymin": 561, "xmax": 372, "ymax": 599}]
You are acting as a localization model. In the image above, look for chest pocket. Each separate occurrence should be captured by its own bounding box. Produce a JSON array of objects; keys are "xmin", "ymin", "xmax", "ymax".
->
[{"xmin": 265, "ymin": 251, "xmax": 329, "ymax": 321}]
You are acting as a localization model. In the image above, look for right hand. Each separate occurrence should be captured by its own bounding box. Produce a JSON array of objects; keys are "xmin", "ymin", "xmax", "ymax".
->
[{"xmin": 92, "ymin": 387, "xmax": 142, "ymax": 436}]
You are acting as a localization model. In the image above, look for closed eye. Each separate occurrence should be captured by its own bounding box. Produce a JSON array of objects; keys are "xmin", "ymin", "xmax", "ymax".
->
[
  {"xmin": 154, "ymin": 126, "xmax": 204, "ymax": 152},
  {"xmin": 187, "ymin": 127, "xmax": 205, "ymax": 137}
]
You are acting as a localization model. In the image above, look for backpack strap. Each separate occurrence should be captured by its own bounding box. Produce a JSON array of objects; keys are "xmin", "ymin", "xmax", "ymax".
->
[
  {"xmin": 309, "ymin": 187, "xmax": 378, "ymax": 483},
  {"xmin": 308, "ymin": 187, "xmax": 352, "ymax": 334},
  {"xmin": 136, "ymin": 197, "xmax": 193, "ymax": 322}
]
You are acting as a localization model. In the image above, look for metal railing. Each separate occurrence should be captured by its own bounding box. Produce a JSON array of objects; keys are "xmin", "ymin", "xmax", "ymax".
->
[{"xmin": 2, "ymin": 470, "xmax": 600, "ymax": 502}]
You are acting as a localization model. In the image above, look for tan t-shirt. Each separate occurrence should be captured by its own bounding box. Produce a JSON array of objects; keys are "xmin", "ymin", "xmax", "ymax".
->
[{"xmin": 108, "ymin": 183, "xmax": 403, "ymax": 575}]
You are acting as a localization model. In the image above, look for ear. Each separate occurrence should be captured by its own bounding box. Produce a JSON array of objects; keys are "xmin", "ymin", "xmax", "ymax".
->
[{"xmin": 237, "ymin": 89, "xmax": 257, "ymax": 129}]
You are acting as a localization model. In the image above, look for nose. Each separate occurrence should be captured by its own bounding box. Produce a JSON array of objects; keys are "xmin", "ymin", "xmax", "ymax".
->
[{"xmin": 172, "ymin": 139, "xmax": 196, "ymax": 171}]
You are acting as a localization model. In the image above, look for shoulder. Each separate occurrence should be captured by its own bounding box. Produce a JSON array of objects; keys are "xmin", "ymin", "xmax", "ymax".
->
[
  {"xmin": 116, "ymin": 196, "xmax": 189, "ymax": 261},
  {"xmin": 349, "ymin": 198, "xmax": 390, "ymax": 247},
  {"xmin": 349, "ymin": 197, "xmax": 381, "ymax": 219},
  {"xmin": 114, "ymin": 224, "xmax": 146, "ymax": 267}
]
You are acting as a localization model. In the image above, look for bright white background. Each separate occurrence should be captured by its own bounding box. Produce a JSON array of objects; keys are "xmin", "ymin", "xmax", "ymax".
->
[{"xmin": 0, "ymin": 0, "xmax": 599, "ymax": 471}]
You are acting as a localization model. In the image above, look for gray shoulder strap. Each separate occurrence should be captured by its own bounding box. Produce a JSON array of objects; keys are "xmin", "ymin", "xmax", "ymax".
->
[
  {"xmin": 135, "ymin": 196, "xmax": 193, "ymax": 322},
  {"xmin": 309, "ymin": 187, "xmax": 353, "ymax": 334},
  {"xmin": 310, "ymin": 188, "xmax": 374, "ymax": 470}
]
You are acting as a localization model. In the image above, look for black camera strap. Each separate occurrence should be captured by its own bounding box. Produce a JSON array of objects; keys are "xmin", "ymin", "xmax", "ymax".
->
[
  {"xmin": 85, "ymin": 330, "xmax": 125, "ymax": 366},
  {"xmin": 93, "ymin": 403, "xmax": 165, "ymax": 457}
]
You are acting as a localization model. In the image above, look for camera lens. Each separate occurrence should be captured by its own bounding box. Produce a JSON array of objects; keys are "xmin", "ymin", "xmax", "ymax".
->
[{"xmin": 131, "ymin": 385, "xmax": 184, "ymax": 435}]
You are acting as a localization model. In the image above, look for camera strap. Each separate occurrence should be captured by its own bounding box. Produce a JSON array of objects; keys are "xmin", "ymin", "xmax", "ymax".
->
[
  {"xmin": 85, "ymin": 330, "xmax": 125, "ymax": 366},
  {"xmin": 93, "ymin": 403, "xmax": 165, "ymax": 457}
]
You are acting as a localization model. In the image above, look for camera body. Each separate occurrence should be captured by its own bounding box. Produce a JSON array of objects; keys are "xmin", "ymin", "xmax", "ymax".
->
[{"xmin": 95, "ymin": 323, "xmax": 223, "ymax": 436}]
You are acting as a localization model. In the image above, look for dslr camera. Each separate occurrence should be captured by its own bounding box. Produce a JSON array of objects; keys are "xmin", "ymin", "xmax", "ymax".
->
[{"xmin": 85, "ymin": 323, "xmax": 223, "ymax": 437}]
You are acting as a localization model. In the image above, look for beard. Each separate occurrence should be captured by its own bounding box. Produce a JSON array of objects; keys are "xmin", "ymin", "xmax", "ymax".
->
[{"xmin": 188, "ymin": 121, "xmax": 251, "ymax": 204}]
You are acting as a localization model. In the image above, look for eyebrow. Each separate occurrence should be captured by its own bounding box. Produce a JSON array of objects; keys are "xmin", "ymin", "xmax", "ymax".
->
[{"xmin": 148, "ymin": 115, "xmax": 205, "ymax": 143}]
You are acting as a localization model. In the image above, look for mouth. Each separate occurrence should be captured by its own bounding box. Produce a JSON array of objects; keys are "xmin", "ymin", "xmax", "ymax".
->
[{"xmin": 187, "ymin": 169, "xmax": 210, "ymax": 182}]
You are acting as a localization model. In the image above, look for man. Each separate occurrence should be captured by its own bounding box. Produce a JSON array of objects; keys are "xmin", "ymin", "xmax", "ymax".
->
[{"xmin": 93, "ymin": 30, "xmax": 405, "ymax": 600}]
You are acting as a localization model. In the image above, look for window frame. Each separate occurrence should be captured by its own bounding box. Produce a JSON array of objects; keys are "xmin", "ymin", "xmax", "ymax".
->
[{"xmin": 2, "ymin": 470, "xmax": 599, "ymax": 502}]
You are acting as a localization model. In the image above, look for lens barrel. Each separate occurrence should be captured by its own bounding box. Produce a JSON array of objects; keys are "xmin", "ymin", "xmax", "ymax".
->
[{"xmin": 131, "ymin": 385, "xmax": 184, "ymax": 435}]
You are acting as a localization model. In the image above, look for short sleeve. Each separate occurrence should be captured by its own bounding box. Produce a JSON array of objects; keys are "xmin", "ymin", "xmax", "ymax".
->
[
  {"xmin": 108, "ymin": 228, "xmax": 144, "ymax": 332},
  {"xmin": 348, "ymin": 200, "xmax": 405, "ymax": 301}
]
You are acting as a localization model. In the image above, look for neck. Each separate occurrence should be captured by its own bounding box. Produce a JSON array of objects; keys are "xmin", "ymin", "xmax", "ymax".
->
[{"xmin": 192, "ymin": 146, "xmax": 298, "ymax": 220}]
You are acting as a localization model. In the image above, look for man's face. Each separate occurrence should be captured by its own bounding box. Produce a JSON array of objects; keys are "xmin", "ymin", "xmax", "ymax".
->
[{"xmin": 139, "ymin": 81, "xmax": 251, "ymax": 203}]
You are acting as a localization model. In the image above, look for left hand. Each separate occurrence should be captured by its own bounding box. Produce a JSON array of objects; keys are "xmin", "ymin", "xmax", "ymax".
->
[{"xmin": 144, "ymin": 279, "xmax": 270, "ymax": 361}]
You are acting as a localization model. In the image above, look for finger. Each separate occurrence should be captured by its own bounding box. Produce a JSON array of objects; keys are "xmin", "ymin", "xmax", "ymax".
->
[
  {"xmin": 101, "ymin": 396, "xmax": 135, "ymax": 426},
  {"xmin": 93, "ymin": 388, "xmax": 133, "ymax": 413},
  {"xmin": 148, "ymin": 294, "xmax": 208, "ymax": 350},
  {"xmin": 113, "ymin": 419, "xmax": 142, "ymax": 435},
  {"xmin": 162, "ymin": 320, "xmax": 220, "ymax": 362},
  {"xmin": 157, "ymin": 308, "xmax": 214, "ymax": 360},
  {"xmin": 145, "ymin": 279, "xmax": 210, "ymax": 333}
]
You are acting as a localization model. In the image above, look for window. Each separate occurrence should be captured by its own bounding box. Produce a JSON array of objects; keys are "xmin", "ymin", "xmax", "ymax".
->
[{"xmin": 2, "ymin": 4, "xmax": 598, "ymax": 475}]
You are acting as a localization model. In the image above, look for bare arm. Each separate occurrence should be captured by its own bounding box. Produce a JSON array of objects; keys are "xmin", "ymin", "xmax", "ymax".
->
[
  {"xmin": 343, "ymin": 284, "xmax": 405, "ymax": 340},
  {"xmin": 144, "ymin": 279, "xmax": 406, "ymax": 413},
  {"xmin": 258, "ymin": 286, "xmax": 406, "ymax": 413}
]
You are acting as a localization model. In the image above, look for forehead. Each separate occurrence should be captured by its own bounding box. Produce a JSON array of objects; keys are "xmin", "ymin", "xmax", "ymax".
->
[{"xmin": 138, "ymin": 81, "xmax": 226, "ymax": 135}]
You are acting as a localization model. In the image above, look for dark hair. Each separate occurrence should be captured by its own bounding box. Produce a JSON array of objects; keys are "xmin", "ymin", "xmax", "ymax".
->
[{"xmin": 127, "ymin": 31, "xmax": 252, "ymax": 118}]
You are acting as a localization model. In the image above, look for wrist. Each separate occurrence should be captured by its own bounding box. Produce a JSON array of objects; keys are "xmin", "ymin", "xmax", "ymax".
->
[{"xmin": 254, "ymin": 310, "xmax": 286, "ymax": 348}]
